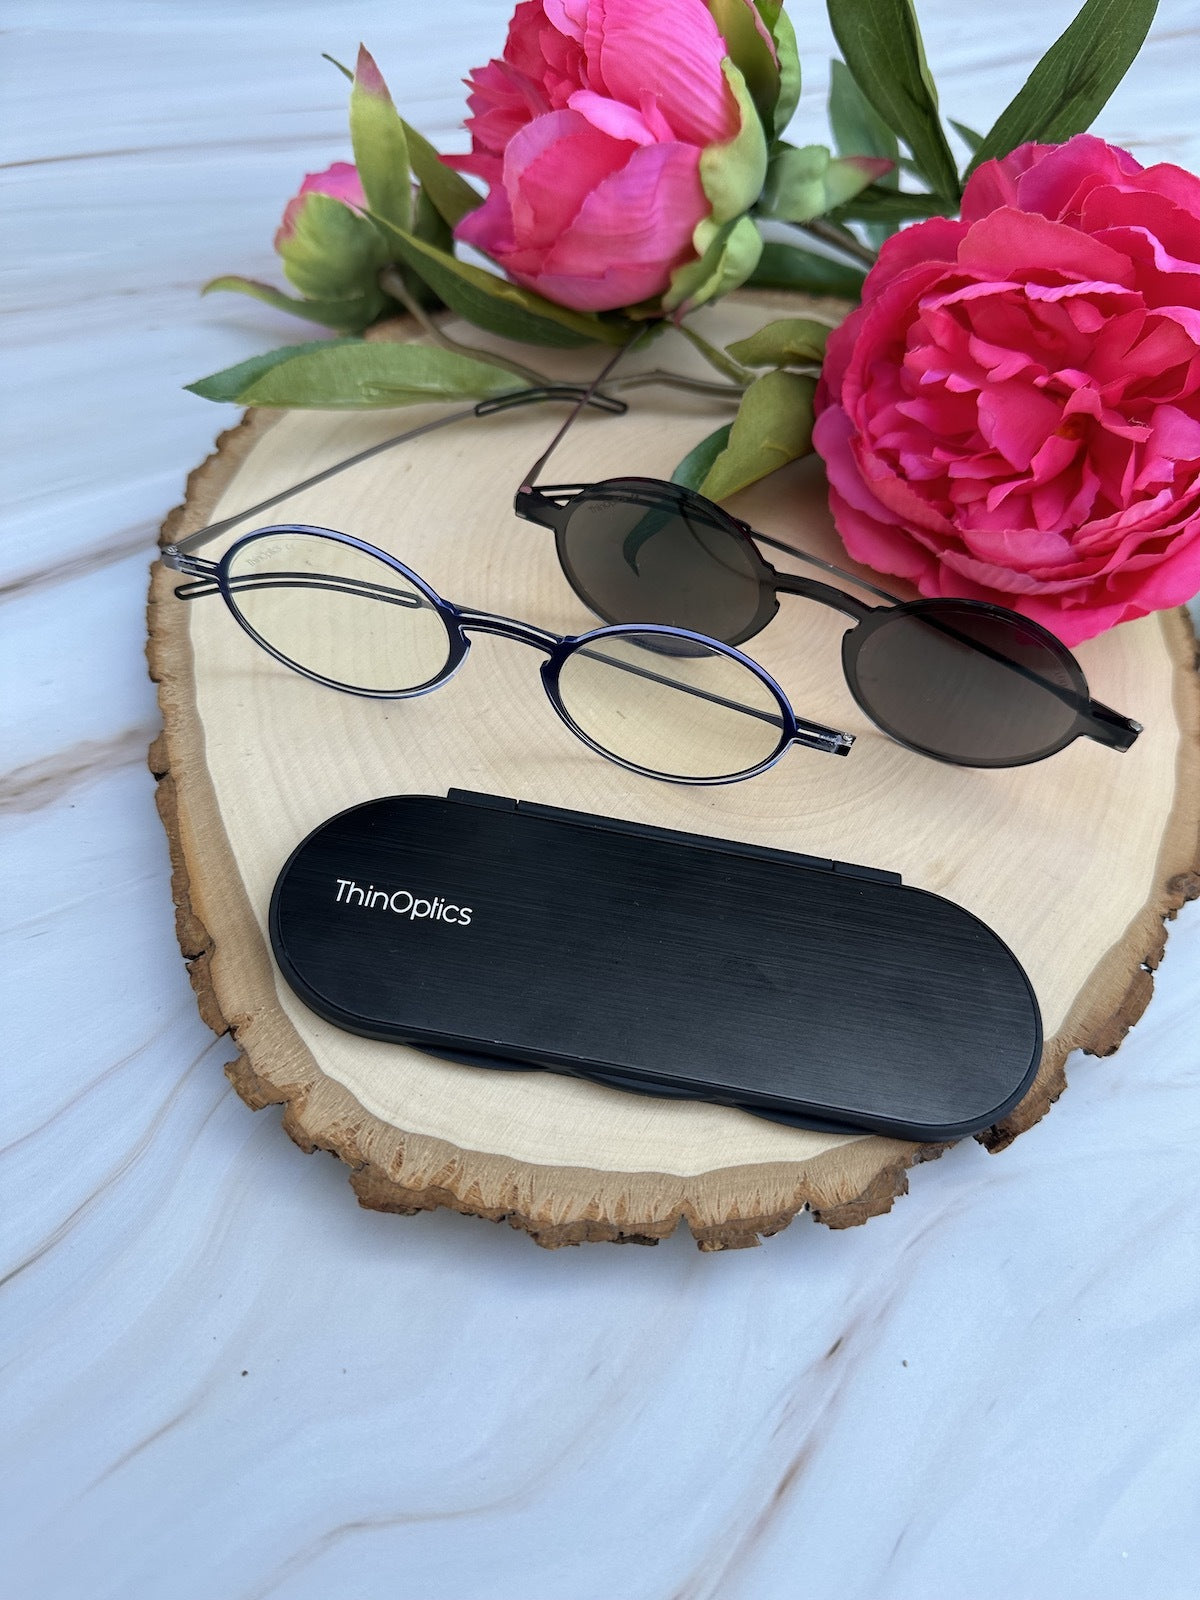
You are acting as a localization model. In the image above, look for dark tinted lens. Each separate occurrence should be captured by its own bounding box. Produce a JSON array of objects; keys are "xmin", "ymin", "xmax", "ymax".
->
[
  {"xmin": 848, "ymin": 602, "xmax": 1083, "ymax": 765},
  {"xmin": 557, "ymin": 480, "xmax": 769, "ymax": 643}
]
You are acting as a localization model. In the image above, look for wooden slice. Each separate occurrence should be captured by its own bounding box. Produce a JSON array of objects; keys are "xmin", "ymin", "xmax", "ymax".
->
[{"xmin": 147, "ymin": 296, "xmax": 1200, "ymax": 1249}]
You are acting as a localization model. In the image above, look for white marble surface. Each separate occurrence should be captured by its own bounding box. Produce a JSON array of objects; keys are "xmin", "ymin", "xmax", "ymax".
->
[{"xmin": 4, "ymin": 4, "xmax": 1200, "ymax": 1596}]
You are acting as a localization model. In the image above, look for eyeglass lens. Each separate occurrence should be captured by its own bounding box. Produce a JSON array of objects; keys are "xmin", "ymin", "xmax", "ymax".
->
[
  {"xmin": 848, "ymin": 603, "xmax": 1082, "ymax": 765},
  {"xmin": 556, "ymin": 631, "xmax": 786, "ymax": 781},
  {"xmin": 558, "ymin": 481, "xmax": 768, "ymax": 641},
  {"xmin": 225, "ymin": 531, "xmax": 452, "ymax": 693},
  {"xmin": 223, "ymin": 531, "xmax": 790, "ymax": 782}
]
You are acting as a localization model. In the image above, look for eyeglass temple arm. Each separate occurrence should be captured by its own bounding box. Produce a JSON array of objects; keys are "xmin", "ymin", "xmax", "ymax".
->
[
  {"xmin": 517, "ymin": 335, "xmax": 646, "ymax": 497},
  {"xmin": 161, "ymin": 385, "xmax": 630, "ymax": 568},
  {"xmin": 455, "ymin": 609, "xmax": 854, "ymax": 756}
]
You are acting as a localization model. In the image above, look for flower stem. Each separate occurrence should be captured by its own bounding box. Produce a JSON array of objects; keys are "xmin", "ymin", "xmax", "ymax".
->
[
  {"xmin": 789, "ymin": 218, "xmax": 878, "ymax": 268},
  {"xmin": 379, "ymin": 265, "xmax": 552, "ymax": 386},
  {"xmin": 675, "ymin": 321, "xmax": 755, "ymax": 386},
  {"xmin": 610, "ymin": 369, "xmax": 744, "ymax": 400}
]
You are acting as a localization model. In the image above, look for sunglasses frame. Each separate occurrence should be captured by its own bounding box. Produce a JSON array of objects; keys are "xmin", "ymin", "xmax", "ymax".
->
[
  {"xmin": 516, "ymin": 474, "xmax": 1142, "ymax": 769},
  {"xmin": 167, "ymin": 523, "xmax": 854, "ymax": 785}
]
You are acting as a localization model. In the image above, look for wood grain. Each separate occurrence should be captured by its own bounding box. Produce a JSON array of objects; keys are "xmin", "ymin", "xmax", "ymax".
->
[{"xmin": 147, "ymin": 301, "xmax": 1200, "ymax": 1248}]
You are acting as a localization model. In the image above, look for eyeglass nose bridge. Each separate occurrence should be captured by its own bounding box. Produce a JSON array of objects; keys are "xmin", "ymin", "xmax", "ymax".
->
[{"xmin": 452, "ymin": 606, "xmax": 560, "ymax": 654}]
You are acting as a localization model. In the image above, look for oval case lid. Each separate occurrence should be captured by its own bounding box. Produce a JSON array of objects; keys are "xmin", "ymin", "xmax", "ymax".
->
[{"xmin": 269, "ymin": 790, "xmax": 1043, "ymax": 1141}]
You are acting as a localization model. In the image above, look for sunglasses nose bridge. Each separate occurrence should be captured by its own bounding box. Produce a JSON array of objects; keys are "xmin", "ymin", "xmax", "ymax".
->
[{"xmin": 773, "ymin": 570, "xmax": 874, "ymax": 621}]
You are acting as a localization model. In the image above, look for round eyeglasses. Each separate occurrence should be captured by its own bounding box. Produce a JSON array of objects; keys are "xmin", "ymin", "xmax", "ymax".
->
[{"xmin": 164, "ymin": 524, "xmax": 855, "ymax": 785}]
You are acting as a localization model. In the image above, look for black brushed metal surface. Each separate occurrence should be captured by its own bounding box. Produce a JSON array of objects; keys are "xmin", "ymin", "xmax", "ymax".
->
[{"xmin": 269, "ymin": 791, "xmax": 1042, "ymax": 1140}]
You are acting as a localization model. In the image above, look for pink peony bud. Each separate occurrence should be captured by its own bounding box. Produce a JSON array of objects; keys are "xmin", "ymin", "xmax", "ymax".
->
[
  {"xmin": 275, "ymin": 162, "xmax": 367, "ymax": 251},
  {"xmin": 444, "ymin": 0, "xmax": 773, "ymax": 313}
]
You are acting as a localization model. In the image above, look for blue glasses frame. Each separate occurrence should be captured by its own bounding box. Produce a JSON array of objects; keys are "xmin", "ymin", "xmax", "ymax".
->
[{"xmin": 165, "ymin": 524, "xmax": 855, "ymax": 785}]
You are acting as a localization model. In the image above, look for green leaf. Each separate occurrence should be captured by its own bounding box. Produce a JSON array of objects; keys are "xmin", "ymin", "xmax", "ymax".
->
[
  {"xmin": 698, "ymin": 370, "xmax": 817, "ymax": 500},
  {"xmin": 829, "ymin": 57, "xmax": 900, "ymax": 181},
  {"xmin": 663, "ymin": 214, "xmax": 763, "ymax": 314},
  {"xmin": 704, "ymin": 0, "xmax": 781, "ymax": 129},
  {"xmin": 831, "ymin": 183, "xmax": 952, "ymax": 224},
  {"xmin": 671, "ymin": 423, "xmax": 733, "ymax": 491},
  {"xmin": 748, "ymin": 241, "xmax": 866, "ymax": 298},
  {"xmin": 769, "ymin": 7, "xmax": 802, "ymax": 135},
  {"xmin": 968, "ymin": 0, "xmax": 1159, "ymax": 173},
  {"xmin": 948, "ymin": 117, "xmax": 984, "ymax": 155},
  {"xmin": 321, "ymin": 52, "xmax": 354, "ymax": 82},
  {"xmin": 760, "ymin": 144, "xmax": 891, "ymax": 224},
  {"xmin": 187, "ymin": 339, "xmax": 362, "ymax": 402},
  {"xmin": 189, "ymin": 339, "xmax": 519, "ymax": 409},
  {"xmin": 367, "ymin": 212, "xmax": 624, "ymax": 346},
  {"xmin": 402, "ymin": 118, "xmax": 483, "ymax": 228},
  {"xmin": 726, "ymin": 316, "xmax": 830, "ymax": 367},
  {"xmin": 825, "ymin": 0, "xmax": 960, "ymax": 201},
  {"xmin": 278, "ymin": 191, "xmax": 389, "ymax": 300},
  {"xmin": 350, "ymin": 45, "xmax": 411, "ymax": 234},
  {"xmin": 699, "ymin": 59, "xmax": 769, "ymax": 225},
  {"xmin": 412, "ymin": 186, "xmax": 453, "ymax": 255},
  {"xmin": 201, "ymin": 275, "xmax": 385, "ymax": 332}
]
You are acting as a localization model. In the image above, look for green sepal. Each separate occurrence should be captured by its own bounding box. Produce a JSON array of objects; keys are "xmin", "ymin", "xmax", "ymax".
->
[
  {"xmin": 277, "ymin": 191, "xmax": 389, "ymax": 301},
  {"xmin": 201, "ymin": 276, "xmax": 387, "ymax": 332},
  {"xmin": 825, "ymin": 0, "xmax": 960, "ymax": 202},
  {"xmin": 671, "ymin": 422, "xmax": 733, "ymax": 492},
  {"xmin": 349, "ymin": 46, "xmax": 412, "ymax": 236},
  {"xmin": 760, "ymin": 144, "xmax": 892, "ymax": 224},
  {"xmin": 726, "ymin": 316, "xmax": 830, "ymax": 367},
  {"xmin": 967, "ymin": 0, "xmax": 1159, "ymax": 173},
  {"xmin": 703, "ymin": 1, "xmax": 780, "ymax": 130},
  {"xmin": 367, "ymin": 212, "xmax": 626, "ymax": 346},
  {"xmin": 187, "ymin": 338, "xmax": 520, "ymax": 409},
  {"xmin": 697, "ymin": 370, "xmax": 817, "ymax": 500},
  {"xmin": 699, "ymin": 58, "xmax": 769, "ymax": 226},
  {"xmin": 664, "ymin": 214, "xmax": 763, "ymax": 314},
  {"xmin": 769, "ymin": 7, "xmax": 801, "ymax": 136},
  {"xmin": 748, "ymin": 241, "xmax": 866, "ymax": 299}
]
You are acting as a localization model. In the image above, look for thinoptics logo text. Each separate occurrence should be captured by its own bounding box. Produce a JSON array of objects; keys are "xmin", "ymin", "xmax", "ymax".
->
[{"xmin": 335, "ymin": 879, "xmax": 473, "ymax": 925}]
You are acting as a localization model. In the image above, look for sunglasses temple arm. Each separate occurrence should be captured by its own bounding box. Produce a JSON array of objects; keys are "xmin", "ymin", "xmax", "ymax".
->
[
  {"xmin": 1083, "ymin": 700, "xmax": 1143, "ymax": 750},
  {"xmin": 750, "ymin": 528, "xmax": 905, "ymax": 605},
  {"xmin": 165, "ymin": 385, "xmax": 631, "ymax": 562}
]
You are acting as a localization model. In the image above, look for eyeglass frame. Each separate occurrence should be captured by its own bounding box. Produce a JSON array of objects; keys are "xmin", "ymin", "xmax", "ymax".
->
[{"xmin": 164, "ymin": 521, "xmax": 855, "ymax": 784}]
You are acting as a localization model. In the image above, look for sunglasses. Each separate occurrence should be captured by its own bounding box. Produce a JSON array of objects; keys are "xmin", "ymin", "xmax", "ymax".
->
[
  {"xmin": 163, "ymin": 523, "xmax": 854, "ymax": 784},
  {"xmin": 509, "ymin": 355, "xmax": 1142, "ymax": 769},
  {"xmin": 167, "ymin": 374, "xmax": 1141, "ymax": 769}
]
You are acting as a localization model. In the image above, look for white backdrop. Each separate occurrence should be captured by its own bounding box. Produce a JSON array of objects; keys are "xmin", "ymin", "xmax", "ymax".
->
[{"xmin": 4, "ymin": 4, "xmax": 1200, "ymax": 1597}]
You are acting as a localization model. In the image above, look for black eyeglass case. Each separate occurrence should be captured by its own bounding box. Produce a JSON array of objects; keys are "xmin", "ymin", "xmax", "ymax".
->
[{"xmin": 269, "ymin": 790, "xmax": 1042, "ymax": 1142}]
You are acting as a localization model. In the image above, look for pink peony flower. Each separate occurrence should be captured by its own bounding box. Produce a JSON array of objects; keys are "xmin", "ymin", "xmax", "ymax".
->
[
  {"xmin": 812, "ymin": 134, "xmax": 1200, "ymax": 644},
  {"xmin": 445, "ymin": 0, "xmax": 771, "ymax": 312},
  {"xmin": 275, "ymin": 162, "xmax": 367, "ymax": 250}
]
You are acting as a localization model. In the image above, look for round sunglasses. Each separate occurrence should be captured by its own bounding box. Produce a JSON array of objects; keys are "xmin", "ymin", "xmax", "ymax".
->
[
  {"xmin": 515, "ymin": 474, "xmax": 1142, "ymax": 768},
  {"xmin": 164, "ymin": 524, "xmax": 855, "ymax": 785}
]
